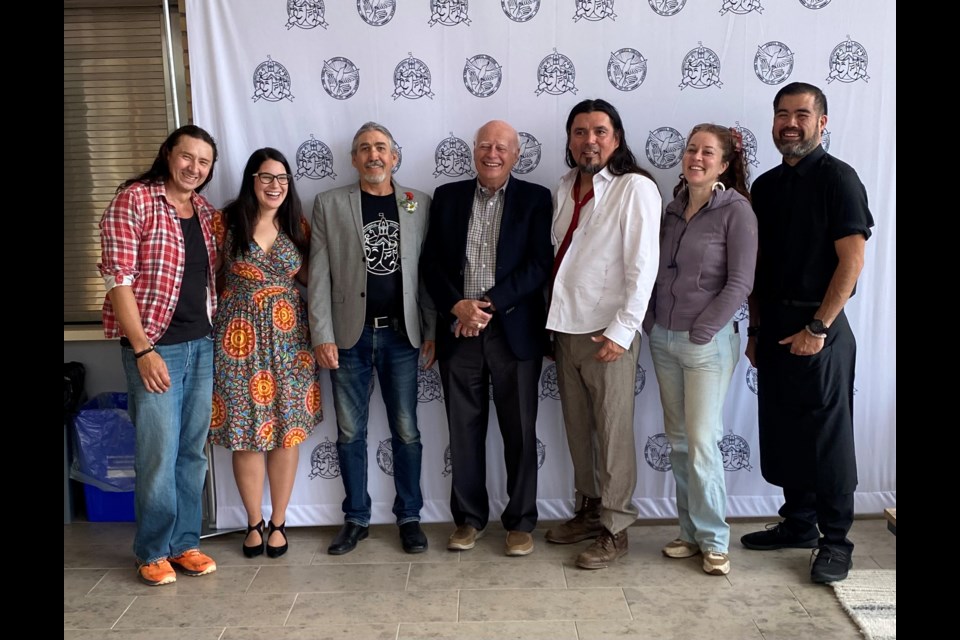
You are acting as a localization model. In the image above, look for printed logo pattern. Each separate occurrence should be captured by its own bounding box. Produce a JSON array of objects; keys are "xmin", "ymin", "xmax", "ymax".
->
[
  {"xmin": 429, "ymin": 0, "xmax": 471, "ymax": 27},
  {"xmin": 732, "ymin": 122, "xmax": 760, "ymax": 168},
  {"xmin": 646, "ymin": 127, "xmax": 685, "ymax": 170},
  {"xmin": 634, "ymin": 363, "xmax": 647, "ymax": 396},
  {"xmin": 363, "ymin": 215, "xmax": 400, "ymax": 276},
  {"xmin": 295, "ymin": 136, "xmax": 336, "ymax": 180},
  {"xmin": 252, "ymin": 58, "xmax": 294, "ymax": 103},
  {"xmin": 648, "ymin": 0, "xmax": 687, "ymax": 16},
  {"xmin": 608, "ymin": 48, "xmax": 648, "ymax": 91},
  {"xmin": 573, "ymin": 0, "xmax": 617, "ymax": 21},
  {"xmin": 513, "ymin": 132, "xmax": 542, "ymax": 174},
  {"xmin": 539, "ymin": 363, "xmax": 559, "ymax": 400},
  {"xmin": 680, "ymin": 43, "xmax": 723, "ymax": 90},
  {"xmin": 719, "ymin": 433, "xmax": 752, "ymax": 471},
  {"xmin": 826, "ymin": 38, "xmax": 869, "ymax": 84},
  {"xmin": 321, "ymin": 57, "xmax": 360, "ymax": 100},
  {"xmin": 799, "ymin": 0, "xmax": 831, "ymax": 9},
  {"xmin": 501, "ymin": 0, "xmax": 540, "ymax": 21},
  {"xmin": 821, "ymin": 129, "xmax": 831, "ymax": 152},
  {"xmin": 286, "ymin": 0, "xmax": 328, "ymax": 29},
  {"xmin": 535, "ymin": 50, "xmax": 577, "ymax": 96},
  {"xmin": 719, "ymin": 0, "xmax": 763, "ymax": 16},
  {"xmin": 463, "ymin": 54, "xmax": 503, "ymax": 97},
  {"xmin": 754, "ymin": 41, "xmax": 794, "ymax": 85},
  {"xmin": 393, "ymin": 54, "xmax": 435, "ymax": 100},
  {"xmin": 357, "ymin": 0, "xmax": 396, "ymax": 26},
  {"xmin": 644, "ymin": 433, "xmax": 672, "ymax": 471},
  {"xmin": 308, "ymin": 437, "xmax": 339, "ymax": 479},
  {"xmin": 434, "ymin": 134, "xmax": 475, "ymax": 177},
  {"xmin": 417, "ymin": 366, "xmax": 444, "ymax": 403},
  {"xmin": 746, "ymin": 365, "xmax": 758, "ymax": 395},
  {"xmin": 377, "ymin": 438, "xmax": 394, "ymax": 475}
]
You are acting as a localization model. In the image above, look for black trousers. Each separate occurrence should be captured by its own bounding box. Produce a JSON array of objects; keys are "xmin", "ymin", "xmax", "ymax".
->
[
  {"xmin": 438, "ymin": 317, "xmax": 542, "ymax": 532},
  {"xmin": 779, "ymin": 486, "xmax": 855, "ymax": 553}
]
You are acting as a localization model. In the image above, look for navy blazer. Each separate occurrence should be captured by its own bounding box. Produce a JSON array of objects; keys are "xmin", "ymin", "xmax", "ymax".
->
[{"xmin": 421, "ymin": 177, "xmax": 553, "ymax": 361}]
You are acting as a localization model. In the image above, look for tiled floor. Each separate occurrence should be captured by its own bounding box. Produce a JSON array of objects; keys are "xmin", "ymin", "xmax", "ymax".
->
[{"xmin": 64, "ymin": 517, "xmax": 895, "ymax": 639}]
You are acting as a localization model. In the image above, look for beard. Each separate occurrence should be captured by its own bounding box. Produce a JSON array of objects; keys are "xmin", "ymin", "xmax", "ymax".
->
[
  {"xmin": 774, "ymin": 131, "xmax": 819, "ymax": 160},
  {"xmin": 363, "ymin": 172, "xmax": 388, "ymax": 185},
  {"xmin": 578, "ymin": 159, "xmax": 602, "ymax": 175}
]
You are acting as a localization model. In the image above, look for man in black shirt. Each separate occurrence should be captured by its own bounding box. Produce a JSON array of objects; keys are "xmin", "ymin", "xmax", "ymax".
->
[{"xmin": 742, "ymin": 82, "xmax": 874, "ymax": 584}]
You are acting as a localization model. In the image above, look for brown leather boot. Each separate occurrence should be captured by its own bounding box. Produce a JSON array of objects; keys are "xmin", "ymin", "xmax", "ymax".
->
[
  {"xmin": 545, "ymin": 496, "xmax": 603, "ymax": 544},
  {"xmin": 575, "ymin": 528, "xmax": 628, "ymax": 569}
]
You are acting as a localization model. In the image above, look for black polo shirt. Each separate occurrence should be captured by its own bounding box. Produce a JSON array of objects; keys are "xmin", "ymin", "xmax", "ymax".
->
[{"xmin": 751, "ymin": 146, "xmax": 874, "ymax": 303}]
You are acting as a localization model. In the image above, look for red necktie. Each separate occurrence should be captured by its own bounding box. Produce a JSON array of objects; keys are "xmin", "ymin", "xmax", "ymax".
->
[{"xmin": 552, "ymin": 176, "xmax": 594, "ymax": 282}]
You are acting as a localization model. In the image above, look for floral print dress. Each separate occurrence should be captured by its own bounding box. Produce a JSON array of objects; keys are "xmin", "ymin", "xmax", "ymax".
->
[{"xmin": 209, "ymin": 213, "xmax": 322, "ymax": 451}]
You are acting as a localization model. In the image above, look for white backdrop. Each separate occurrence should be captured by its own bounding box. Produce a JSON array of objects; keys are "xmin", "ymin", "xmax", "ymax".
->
[{"xmin": 185, "ymin": 0, "xmax": 896, "ymax": 528}]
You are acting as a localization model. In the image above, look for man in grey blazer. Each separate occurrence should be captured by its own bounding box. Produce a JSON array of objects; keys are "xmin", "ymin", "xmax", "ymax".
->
[{"xmin": 309, "ymin": 122, "xmax": 436, "ymax": 555}]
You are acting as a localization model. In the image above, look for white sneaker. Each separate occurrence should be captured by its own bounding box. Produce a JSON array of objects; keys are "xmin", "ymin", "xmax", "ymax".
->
[
  {"xmin": 662, "ymin": 538, "xmax": 700, "ymax": 558},
  {"xmin": 702, "ymin": 551, "xmax": 730, "ymax": 575}
]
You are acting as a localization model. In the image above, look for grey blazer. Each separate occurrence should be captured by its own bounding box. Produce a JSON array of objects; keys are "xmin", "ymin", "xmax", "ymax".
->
[{"xmin": 308, "ymin": 179, "xmax": 436, "ymax": 350}]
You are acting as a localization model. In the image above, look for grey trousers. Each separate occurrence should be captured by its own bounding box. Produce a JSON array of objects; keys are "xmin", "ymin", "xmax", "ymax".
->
[{"xmin": 554, "ymin": 331, "xmax": 641, "ymax": 534}]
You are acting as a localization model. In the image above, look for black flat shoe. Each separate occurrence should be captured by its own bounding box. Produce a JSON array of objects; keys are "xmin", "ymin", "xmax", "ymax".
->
[
  {"xmin": 243, "ymin": 519, "xmax": 265, "ymax": 558},
  {"xmin": 327, "ymin": 522, "xmax": 369, "ymax": 555},
  {"xmin": 266, "ymin": 520, "xmax": 288, "ymax": 558},
  {"xmin": 399, "ymin": 521, "xmax": 428, "ymax": 554}
]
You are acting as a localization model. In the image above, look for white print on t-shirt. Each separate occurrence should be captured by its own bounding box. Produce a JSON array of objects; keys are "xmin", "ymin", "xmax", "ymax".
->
[{"xmin": 363, "ymin": 213, "xmax": 400, "ymax": 275}]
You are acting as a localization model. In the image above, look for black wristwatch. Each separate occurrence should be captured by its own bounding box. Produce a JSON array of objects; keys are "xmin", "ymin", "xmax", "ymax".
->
[{"xmin": 806, "ymin": 319, "xmax": 828, "ymax": 338}]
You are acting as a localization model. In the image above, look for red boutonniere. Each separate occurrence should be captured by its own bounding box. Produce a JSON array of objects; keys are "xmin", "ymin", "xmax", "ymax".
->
[{"xmin": 398, "ymin": 191, "xmax": 418, "ymax": 213}]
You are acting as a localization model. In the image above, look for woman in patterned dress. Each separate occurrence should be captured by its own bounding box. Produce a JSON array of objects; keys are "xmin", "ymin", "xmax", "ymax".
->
[{"xmin": 209, "ymin": 148, "xmax": 322, "ymax": 558}]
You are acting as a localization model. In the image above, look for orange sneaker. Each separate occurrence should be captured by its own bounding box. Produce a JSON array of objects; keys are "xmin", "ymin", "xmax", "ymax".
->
[
  {"xmin": 136, "ymin": 559, "xmax": 177, "ymax": 586},
  {"xmin": 168, "ymin": 549, "xmax": 217, "ymax": 576}
]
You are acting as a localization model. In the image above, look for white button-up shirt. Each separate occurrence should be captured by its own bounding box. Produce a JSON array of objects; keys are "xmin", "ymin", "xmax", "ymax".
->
[{"xmin": 547, "ymin": 166, "xmax": 662, "ymax": 349}]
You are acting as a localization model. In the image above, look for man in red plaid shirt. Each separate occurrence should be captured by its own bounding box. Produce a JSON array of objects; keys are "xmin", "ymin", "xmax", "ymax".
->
[{"xmin": 98, "ymin": 125, "xmax": 221, "ymax": 587}]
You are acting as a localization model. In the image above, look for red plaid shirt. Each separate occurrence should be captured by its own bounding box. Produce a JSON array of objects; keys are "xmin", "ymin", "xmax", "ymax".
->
[{"xmin": 98, "ymin": 180, "xmax": 218, "ymax": 342}]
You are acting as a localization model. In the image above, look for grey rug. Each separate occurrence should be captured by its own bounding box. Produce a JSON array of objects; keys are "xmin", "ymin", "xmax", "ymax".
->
[{"xmin": 832, "ymin": 570, "xmax": 896, "ymax": 640}]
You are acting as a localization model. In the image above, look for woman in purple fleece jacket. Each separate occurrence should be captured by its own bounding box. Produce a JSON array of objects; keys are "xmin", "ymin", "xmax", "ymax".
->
[{"xmin": 643, "ymin": 124, "xmax": 757, "ymax": 576}]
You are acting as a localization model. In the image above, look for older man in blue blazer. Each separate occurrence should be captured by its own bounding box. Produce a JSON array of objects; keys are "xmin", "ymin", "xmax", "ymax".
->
[
  {"xmin": 421, "ymin": 120, "xmax": 553, "ymax": 557},
  {"xmin": 309, "ymin": 122, "xmax": 436, "ymax": 555}
]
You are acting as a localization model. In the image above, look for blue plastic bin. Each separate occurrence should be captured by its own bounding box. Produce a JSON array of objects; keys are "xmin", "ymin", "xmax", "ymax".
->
[{"xmin": 84, "ymin": 484, "xmax": 136, "ymax": 522}]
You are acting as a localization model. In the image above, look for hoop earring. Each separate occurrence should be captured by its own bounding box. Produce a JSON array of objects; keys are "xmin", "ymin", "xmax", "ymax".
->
[{"xmin": 711, "ymin": 181, "xmax": 726, "ymax": 192}]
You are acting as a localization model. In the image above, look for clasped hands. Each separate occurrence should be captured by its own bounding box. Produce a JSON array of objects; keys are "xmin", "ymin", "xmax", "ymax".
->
[{"xmin": 452, "ymin": 299, "xmax": 492, "ymax": 338}]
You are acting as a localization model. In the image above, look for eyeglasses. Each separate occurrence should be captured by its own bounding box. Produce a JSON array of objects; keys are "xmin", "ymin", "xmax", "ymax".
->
[{"xmin": 252, "ymin": 172, "xmax": 292, "ymax": 185}]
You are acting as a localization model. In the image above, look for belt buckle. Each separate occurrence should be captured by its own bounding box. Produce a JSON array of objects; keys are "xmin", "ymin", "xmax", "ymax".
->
[{"xmin": 373, "ymin": 316, "xmax": 389, "ymax": 329}]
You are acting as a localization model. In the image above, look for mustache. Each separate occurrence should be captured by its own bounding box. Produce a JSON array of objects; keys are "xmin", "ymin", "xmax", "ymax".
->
[{"xmin": 364, "ymin": 160, "xmax": 385, "ymax": 169}]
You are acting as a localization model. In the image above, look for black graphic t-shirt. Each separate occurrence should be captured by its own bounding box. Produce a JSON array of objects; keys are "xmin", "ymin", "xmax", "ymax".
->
[
  {"xmin": 360, "ymin": 191, "xmax": 403, "ymax": 322},
  {"xmin": 158, "ymin": 213, "xmax": 212, "ymax": 345}
]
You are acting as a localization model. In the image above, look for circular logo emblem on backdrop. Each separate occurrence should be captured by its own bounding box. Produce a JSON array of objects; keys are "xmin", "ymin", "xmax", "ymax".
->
[
  {"xmin": 719, "ymin": 433, "xmax": 753, "ymax": 471},
  {"xmin": 607, "ymin": 48, "xmax": 647, "ymax": 92},
  {"xmin": 644, "ymin": 433, "xmax": 672, "ymax": 471},
  {"xmin": 501, "ymin": 0, "xmax": 540, "ymax": 21},
  {"xmin": 535, "ymin": 50, "xmax": 577, "ymax": 96},
  {"xmin": 251, "ymin": 58, "xmax": 294, "ymax": 102},
  {"xmin": 826, "ymin": 38, "xmax": 870, "ymax": 84},
  {"xmin": 463, "ymin": 54, "xmax": 503, "ymax": 97},
  {"xmin": 295, "ymin": 136, "xmax": 337, "ymax": 180},
  {"xmin": 321, "ymin": 57, "xmax": 360, "ymax": 100},
  {"xmin": 417, "ymin": 366, "xmax": 443, "ymax": 403},
  {"xmin": 377, "ymin": 439, "xmax": 394, "ymax": 476},
  {"xmin": 392, "ymin": 141, "xmax": 403, "ymax": 174},
  {"xmin": 719, "ymin": 0, "xmax": 764, "ymax": 16},
  {"xmin": 635, "ymin": 363, "xmax": 646, "ymax": 395},
  {"xmin": 754, "ymin": 41, "xmax": 795, "ymax": 85},
  {"xmin": 648, "ymin": 0, "xmax": 686, "ymax": 16},
  {"xmin": 645, "ymin": 127, "xmax": 685, "ymax": 170},
  {"xmin": 732, "ymin": 122, "xmax": 760, "ymax": 168},
  {"xmin": 537, "ymin": 438, "xmax": 546, "ymax": 469},
  {"xmin": 286, "ymin": 0, "xmax": 328, "ymax": 29},
  {"xmin": 821, "ymin": 128, "xmax": 831, "ymax": 152},
  {"xmin": 443, "ymin": 445, "xmax": 453, "ymax": 477},
  {"xmin": 308, "ymin": 437, "xmax": 340, "ymax": 479},
  {"xmin": 429, "ymin": 0, "xmax": 471, "ymax": 27},
  {"xmin": 573, "ymin": 0, "xmax": 617, "ymax": 21},
  {"xmin": 799, "ymin": 0, "xmax": 831, "ymax": 9},
  {"xmin": 746, "ymin": 365, "xmax": 758, "ymax": 395},
  {"xmin": 433, "ymin": 134, "xmax": 475, "ymax": 178},
  {"xmin": 680, "ymin": 43, "xmax": 723, "ymax": 90},
  {"xmin": 513, "ymin": 132, "xmax": 542, "ymax": 174},
  {"xmin": 539, "ymin": 363, "xmax": 559, "ymax": 400},
  {"xmin": 357, "ymin": 0, "xmax": 396, "ymax": 26},
  {"xmin": 392, "ymin": 54, "xmax": 435, "ymax": 100},
  {"xmin": 734, "ymin": 299, "xmax": 749, "ymax": 322}
]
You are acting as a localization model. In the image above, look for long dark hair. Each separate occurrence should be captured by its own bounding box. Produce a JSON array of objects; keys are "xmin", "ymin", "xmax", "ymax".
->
[
  {"xmin": 222, "ymin": 148, "xmax": 309, "ymax": 260},
  {"xmin": 564, "ymin": 99, "xmax": 653, "ymax": 181},
  {"xmin": 673, "ymin": 124, "xmax": 751, "ymax": 202},
  {"xmin": 118, "ymin": 124, "xmax": 218, "ymax": 194}
]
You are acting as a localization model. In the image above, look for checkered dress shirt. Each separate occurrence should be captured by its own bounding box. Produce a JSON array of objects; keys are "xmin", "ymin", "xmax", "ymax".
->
[
  {"xmin": 464, "ymin": 180, "xmax": 506, "ymax": 300},
  {"xmin": 98, "ymin": 180, "xmax": 218, "ymax": 342}
]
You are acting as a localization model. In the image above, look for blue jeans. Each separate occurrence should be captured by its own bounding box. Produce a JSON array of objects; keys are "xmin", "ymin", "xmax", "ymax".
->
[
  {"xmin": 122, "ymin": 336, "xmax": 213, "ymax": 563},
  {"xmin": 330, "ymin": 325, "xmax": 422, "ymax": 526},
  {"xmin": 649, "ymin": 321, "xmax": 738, "ymax": 553}
]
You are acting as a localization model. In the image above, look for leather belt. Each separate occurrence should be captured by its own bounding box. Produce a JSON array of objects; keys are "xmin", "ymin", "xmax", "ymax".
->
[
  {"xmin": 779, "ymin": 299, "xmax": 821, "ymax": 308},
  {"xmin": 369, "ymin": 316, "xmax": 400, "ymax": 330}
]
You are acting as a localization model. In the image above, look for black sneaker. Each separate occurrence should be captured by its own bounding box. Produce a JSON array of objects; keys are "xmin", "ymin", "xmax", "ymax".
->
[
  {"xmin": 740, "ymin": 522, "xmax": 819, "ymax": 550},
  {"xmin": 810, "ymin": 546, "xmax": 852, "ymax": 583}
]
